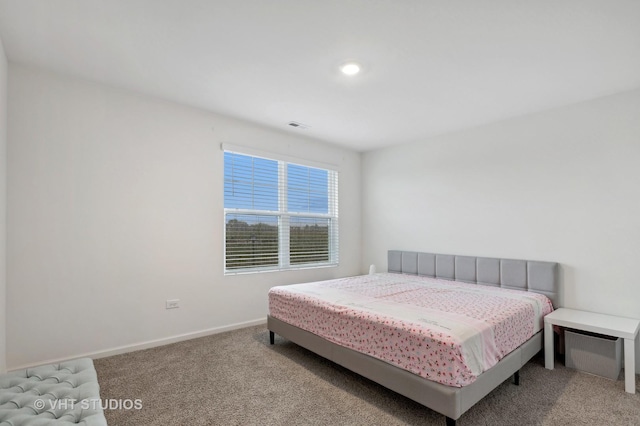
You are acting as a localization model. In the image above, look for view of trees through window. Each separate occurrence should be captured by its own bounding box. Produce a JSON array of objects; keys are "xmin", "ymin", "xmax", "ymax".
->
[
  {"xmin": 224, "ymin": 218, "xmax": 329, "ymax": 270},
  {"xmin": 225, "ymin": 216, "xmax": 279, "ymax": 269},
  {"xmin": 289, "ymin": 217, "xmax": 330, "ymax": 265}
]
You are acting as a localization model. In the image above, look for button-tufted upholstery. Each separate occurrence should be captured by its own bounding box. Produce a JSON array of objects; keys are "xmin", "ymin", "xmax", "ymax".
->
[{"xmin": 0, "ymin": 358, "xmax": 107, "ymax": 425}]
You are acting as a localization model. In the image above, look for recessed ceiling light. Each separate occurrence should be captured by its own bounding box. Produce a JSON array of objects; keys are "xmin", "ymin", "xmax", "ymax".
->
[{"xmin": 340, "ymin": 62, "xmax": 361, "ymax": 76}]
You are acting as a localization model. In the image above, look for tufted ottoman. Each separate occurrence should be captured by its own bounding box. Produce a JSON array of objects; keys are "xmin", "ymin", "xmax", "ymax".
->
[{"xmin": 0, "ymin": 358, "xmax": 107, "ymax": 425}]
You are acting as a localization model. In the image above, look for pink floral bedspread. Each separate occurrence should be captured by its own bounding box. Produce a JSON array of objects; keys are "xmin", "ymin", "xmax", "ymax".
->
[{"xmin": 269, "ymin": 273, "xmax": 553, "ymax": 387}]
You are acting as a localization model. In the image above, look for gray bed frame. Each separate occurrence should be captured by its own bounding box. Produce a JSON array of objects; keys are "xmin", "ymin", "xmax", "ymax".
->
[{"xmin": 268, "ymin": 250, "xmax": 559, "ymax": 425}]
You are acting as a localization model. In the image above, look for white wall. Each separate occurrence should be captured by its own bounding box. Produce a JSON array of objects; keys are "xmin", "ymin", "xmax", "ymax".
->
[
  {"xmin": 362, "ymin": 89, "xmax": 640, "ymax": 370},
  {"xmin": 7, "ymin": 65, "xmax": 361, "ymax": 369},
  {"xmin": 0, "ymin": 34, "xmax": 7, "ymax": 373}
]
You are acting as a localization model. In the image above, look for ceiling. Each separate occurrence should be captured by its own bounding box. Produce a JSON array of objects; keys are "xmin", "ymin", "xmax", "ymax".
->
[{"xmin": 1, "ymin": 1, "xmax": 639, "ymax": 152}]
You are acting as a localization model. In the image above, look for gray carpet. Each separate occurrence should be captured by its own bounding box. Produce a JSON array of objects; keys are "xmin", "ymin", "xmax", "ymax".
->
[{"xmin": 94, "ymin": 325, "xmax": 640, "ymax": 425}]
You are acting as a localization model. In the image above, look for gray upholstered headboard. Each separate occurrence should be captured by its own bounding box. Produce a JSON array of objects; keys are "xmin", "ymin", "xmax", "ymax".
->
[{"xmin": 388, "ymin": 250, "xmax": 559, "ymax": 307}]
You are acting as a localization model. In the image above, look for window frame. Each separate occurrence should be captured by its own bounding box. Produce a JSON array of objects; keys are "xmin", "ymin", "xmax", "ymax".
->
[{"xmin": 223, "ymin": 146, "xmax": 339, "ymax": 275}]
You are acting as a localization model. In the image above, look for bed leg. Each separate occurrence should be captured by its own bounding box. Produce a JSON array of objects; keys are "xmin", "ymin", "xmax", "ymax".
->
[
  {"xmin": 269, "ymin": 331, "xmax": 275, "ymax": 345},
  {"xmin": 513, "ymin": 370, "xmax": 520, "ymax": 386},
  {"xmin": 445, "ymin": 416, "xmax": 456, "ymax": 426}
]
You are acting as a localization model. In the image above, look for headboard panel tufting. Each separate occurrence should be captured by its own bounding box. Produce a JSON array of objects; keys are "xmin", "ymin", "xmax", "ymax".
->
[{"xmin": 388, "ymin": 250, "xmax": 559, "ymax": 307}]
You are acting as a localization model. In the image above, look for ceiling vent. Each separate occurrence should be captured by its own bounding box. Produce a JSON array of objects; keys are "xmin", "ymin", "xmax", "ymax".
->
[{"xmin": 288, "ymin": 121, "xmax": 310, "ymax": 130}]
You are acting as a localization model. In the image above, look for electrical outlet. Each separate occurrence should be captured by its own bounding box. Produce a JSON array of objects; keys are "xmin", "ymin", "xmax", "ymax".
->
[{"xmin": 166, "ymin": 299, "xmax": 180, "ymax": 309}]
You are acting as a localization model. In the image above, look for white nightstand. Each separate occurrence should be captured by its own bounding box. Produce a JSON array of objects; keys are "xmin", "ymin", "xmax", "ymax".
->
[{"xmin": 544, "ymin": 308, "xmax": 640, "ymax": 394}]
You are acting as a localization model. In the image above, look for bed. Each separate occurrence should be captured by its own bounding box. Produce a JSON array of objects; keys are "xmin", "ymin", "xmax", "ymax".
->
[{"xmin": 267, "ymin": 250, "xmax": 559, "ymax": 425}]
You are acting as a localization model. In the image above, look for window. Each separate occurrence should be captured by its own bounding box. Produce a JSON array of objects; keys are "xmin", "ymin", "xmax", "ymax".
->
[{"xmin": 224, "ymin": 150, "xmax": 338, "ymax": 273}]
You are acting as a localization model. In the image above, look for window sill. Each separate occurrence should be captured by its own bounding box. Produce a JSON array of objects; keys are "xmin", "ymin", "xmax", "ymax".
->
[{"xmin": 224, "ymin": 263, "xmax": 339, "ymax": 276}]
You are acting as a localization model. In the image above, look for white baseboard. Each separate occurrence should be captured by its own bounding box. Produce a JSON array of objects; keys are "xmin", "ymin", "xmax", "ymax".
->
[{"xmin": 9, "ymin": 318, "xmax": 267, "ymax": 371}]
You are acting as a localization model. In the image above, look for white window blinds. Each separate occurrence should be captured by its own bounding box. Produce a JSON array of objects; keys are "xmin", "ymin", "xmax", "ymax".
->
[{"xmin": 224, "ymin": 151, "xmax": 338, "ymax": 273}]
